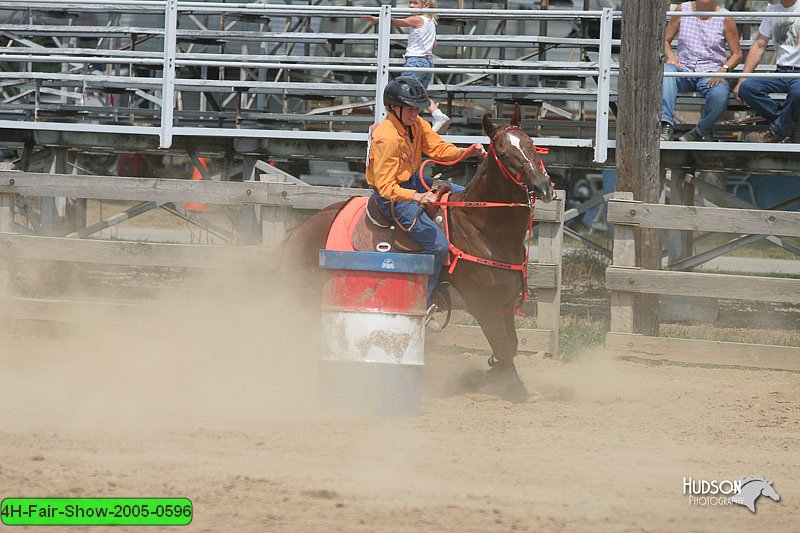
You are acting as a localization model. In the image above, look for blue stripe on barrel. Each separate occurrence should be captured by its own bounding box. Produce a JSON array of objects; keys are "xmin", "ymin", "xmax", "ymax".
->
[{"xmin": 319, "ymin": 250, "xmax": 435, "ymax": 275}]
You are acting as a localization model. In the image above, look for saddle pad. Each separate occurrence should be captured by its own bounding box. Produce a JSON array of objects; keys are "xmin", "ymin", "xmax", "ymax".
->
[
  {"xmin": 325, "ymin": 196, "xmax": 424, "ymax": 253},
  {"xmin": 325, "ymin": 196, "xmax": 366, "ymax": 251}
]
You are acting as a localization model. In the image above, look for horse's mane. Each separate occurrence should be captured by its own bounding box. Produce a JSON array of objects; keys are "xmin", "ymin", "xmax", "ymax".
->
[{"xmin": 454, "ymin": 157, "xmax": 487, "ymax": 200}]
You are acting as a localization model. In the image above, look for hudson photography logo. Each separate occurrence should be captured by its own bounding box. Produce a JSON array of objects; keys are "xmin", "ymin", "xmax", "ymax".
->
[{"xmin": 683, "ymin": 475, "xmax": 781, "ymax": 512}]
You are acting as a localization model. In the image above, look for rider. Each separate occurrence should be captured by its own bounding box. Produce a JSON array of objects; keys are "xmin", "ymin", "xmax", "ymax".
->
[{"xmin": 366, "ymin": 76, "xmax": 485, "ymax": 306}]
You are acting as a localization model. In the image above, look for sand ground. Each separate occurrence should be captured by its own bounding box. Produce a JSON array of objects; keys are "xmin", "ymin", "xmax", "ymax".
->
[{"xmin": 1, "ymin": 291, "xmax": 798, "ymax": 532}]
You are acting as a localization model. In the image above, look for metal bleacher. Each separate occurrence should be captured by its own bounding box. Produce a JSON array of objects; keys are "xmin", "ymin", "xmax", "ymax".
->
[{"xmin": 0, "ymin": 0, "xmax": 797, "ymax": 180}]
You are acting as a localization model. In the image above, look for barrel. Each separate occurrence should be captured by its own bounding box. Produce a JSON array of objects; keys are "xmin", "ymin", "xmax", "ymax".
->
[{"xmin": 318, "ymin": 250, "xmax": 434, "ymax": 416}]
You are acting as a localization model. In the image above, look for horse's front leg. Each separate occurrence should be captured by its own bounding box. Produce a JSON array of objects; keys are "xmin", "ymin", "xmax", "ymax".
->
[
  {"xmin": 465, "ymin": 301, "xmax": 515, "ymax": 365},
  {"xmin": 503, "ymin": 311, "xmax": 518, "ymax": 363},
  {"xmin": 463, "ymin": 297, "xmax": 528, "ymax": 401}
]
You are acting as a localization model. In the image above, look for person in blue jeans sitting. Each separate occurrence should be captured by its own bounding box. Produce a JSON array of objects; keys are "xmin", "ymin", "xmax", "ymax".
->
[
  {"xmin": 734, "ymin": 0, "xmax": 800, "ymax": 143},
  {"xmin": 660, "ymin": 0, "xmax": 742, "ymax": 142}
]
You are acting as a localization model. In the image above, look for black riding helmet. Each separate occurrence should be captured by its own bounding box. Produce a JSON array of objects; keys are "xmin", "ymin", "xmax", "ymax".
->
[{"xmin": 384, "ymin": 76, "xmax": 429, "ymax": 110}]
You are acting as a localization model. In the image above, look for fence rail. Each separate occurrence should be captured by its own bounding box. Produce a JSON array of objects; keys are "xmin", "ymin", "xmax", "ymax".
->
[
  {"xmin": 606, "ymin": 191, "xmax": 800, "ymax": 371},
  {"xmin": 0, "ymin": 169, "xmax": 565, "ymax": 357}
]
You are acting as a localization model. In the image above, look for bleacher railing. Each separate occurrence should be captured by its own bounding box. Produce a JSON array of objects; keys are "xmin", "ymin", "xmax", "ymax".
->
[{"xmin": 0, "ymin": 2, "xmax": 797, "ymax": 162}]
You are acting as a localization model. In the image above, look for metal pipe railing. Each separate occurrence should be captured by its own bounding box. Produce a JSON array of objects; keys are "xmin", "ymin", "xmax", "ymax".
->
[{"xmin": 0, "ymin": 2, "xmax": 797, "ymax": 160}]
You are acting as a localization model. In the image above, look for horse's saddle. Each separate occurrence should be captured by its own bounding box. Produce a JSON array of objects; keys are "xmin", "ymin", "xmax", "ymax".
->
[{"xmin": 325, "ymin": 191, "xmax": 449, "ymax": 254}]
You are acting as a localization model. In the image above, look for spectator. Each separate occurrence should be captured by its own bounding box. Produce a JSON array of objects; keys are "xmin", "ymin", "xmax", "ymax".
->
[
  {"xmin": 660, "ymin": 0, "xmax": 742, "ymax": 142},
  {"xmin": 734, "ymin": 0, "xmax": 800, "ymax": 143},
  {"xmin": 363, "ymin": 0, "xmax": 451, "ymax": 133}
]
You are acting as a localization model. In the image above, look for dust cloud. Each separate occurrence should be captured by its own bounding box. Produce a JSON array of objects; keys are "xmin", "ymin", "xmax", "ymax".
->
[
  {"xmin": 2, "ymin": 253, "xmax": 799, "ymax": 531},
  {"xmin": 1, "ymin": 256, "xmax": 321, "ymax": 435}
]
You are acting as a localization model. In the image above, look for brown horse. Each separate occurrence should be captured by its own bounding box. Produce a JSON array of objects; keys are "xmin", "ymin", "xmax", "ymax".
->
[{"xmin": 281, "ymin": 107, "xmax": 555, "ymax": 400}]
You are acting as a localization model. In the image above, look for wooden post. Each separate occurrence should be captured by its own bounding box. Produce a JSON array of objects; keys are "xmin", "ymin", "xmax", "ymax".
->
[
  {"xmin": 615, "ymin": 0, "xmax": 666, "ymax": 336},
  {"xmin": 609, "ymin": 192, "xmax": 636, "ymax": 334},
  {"xmin": 0, "ymin": 164, "xmax": 15, "ymax": 295},
  {"xmin": 261, "ymin": 174, "xmax": 286, "ymax": 246},
  {"xmin": 535, "ymin": 190, "xmax": 564, "ymax": 357},
  {"xmin": 666, "ymin": 167, "xmax": 694, "ymax": 265}
]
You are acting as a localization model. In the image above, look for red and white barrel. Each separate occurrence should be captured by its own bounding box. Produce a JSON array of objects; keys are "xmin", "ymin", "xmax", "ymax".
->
[{"xmin": 318, "ymin": 250, "xmax": 434, "ymax": 416}]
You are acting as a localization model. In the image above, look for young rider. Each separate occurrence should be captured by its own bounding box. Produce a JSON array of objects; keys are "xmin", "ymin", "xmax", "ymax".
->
[{"xmin": 366, "ymin": 76, "xmax": 485, "ymax": 306}]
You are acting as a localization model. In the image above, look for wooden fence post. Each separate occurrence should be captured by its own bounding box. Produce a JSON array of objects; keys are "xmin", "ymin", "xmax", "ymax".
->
[
  {"xmin": 0, "ymin": 164, "xmax": 14, "ymax": 295},
  {"xmin": 261, "ymin": 176, "xmax": 286, "ymax": 246},
  {"xmin": 616, "ymin": 0, "xmax": 665, "ymax": 335},
  {"xmin": 535, "ymin": 190, "xmax": 564, "ymax": 356},
  {"xmin": 609, "ymin": 191, "xmax": 636, "ymax": 334}
]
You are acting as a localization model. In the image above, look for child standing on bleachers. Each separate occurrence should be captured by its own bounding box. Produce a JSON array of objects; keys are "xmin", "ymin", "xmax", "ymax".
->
[{"xmin": 363, "ymin": 0, "xmax": 451, "ymax": 133}]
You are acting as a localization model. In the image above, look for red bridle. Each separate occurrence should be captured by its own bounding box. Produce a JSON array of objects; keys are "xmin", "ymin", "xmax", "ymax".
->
[
  {"xmin": 418, "ymin": 126, "xmax": 551, "ymax": 199},
  {"xmin": 488, "ymin": 126, "xmax": 551, "ymax": 196}
]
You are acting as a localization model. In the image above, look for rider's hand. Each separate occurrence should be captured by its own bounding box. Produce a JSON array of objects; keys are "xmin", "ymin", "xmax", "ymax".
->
[
  {"xmin": 413, "ymin": 191, "xmax": 437, "ymax": 205},
  {"xmin": 465, "ymin": 144, "xmax": 486, "ymax": 158}
]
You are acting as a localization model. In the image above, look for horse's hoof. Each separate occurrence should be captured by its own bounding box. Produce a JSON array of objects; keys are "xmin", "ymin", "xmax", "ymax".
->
[
  {"xmin": 483, "ymin": 364, "xmax": 532, "ymax": 403},
  {"xmin": 501, "ymin": 383, "xmax": 534, "ymax": 404}
]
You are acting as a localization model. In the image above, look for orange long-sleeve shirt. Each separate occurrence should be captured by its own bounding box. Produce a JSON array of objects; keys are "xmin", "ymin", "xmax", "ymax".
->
[{"xmin": 366, "ymin": 113, "xmax": 462, "ymax": 202}]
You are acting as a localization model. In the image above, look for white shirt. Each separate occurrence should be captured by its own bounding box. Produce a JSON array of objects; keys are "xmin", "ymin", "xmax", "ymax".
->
[
  {"xmin": 405, "ymin": 16, "xmax": 436, "ymax": 58},
  {"xmin": 758, "ymin": 0, "xmax": 800, "ymax": 67}
]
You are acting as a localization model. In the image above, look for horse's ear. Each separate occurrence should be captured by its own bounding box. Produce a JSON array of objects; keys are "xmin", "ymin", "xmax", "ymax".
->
[
  {"xmin": 482, "ymin": 112, "xmax": 497, "ymax": 139},
  {"xmin": 511, "ymin": 104, "xmax": 522, "ymax": 127}
]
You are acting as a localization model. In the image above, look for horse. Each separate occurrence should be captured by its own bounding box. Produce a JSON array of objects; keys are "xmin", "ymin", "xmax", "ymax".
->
[
  {"xmin": 280, "ymin": 106, "xmax": 556, "ymax": 401},
  {"xmin": 731, "ymin": 475, "xmax": 780, "ymax": 513}
]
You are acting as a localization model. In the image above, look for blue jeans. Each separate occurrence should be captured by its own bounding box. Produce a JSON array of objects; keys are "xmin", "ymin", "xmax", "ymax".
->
[
  {"xmin": 373, "ymin": 173, "xmax": 464, "ymax": 303},
  {"xmin": 401, "ymin": 56, "xmax": 434, "ymax": 89},
  {"xmin": 738, "ymin": 69, "xmax": 800, "ymax": 138},
  {"xmin": 661, "ymin": 64, "xmax": 730, "ymax": 136}
]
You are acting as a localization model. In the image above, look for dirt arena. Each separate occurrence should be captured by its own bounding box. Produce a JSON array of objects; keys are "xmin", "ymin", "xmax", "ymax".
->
[{"xmin": 2, "ymin": 284, "xmax": 799, "ymax": 532}]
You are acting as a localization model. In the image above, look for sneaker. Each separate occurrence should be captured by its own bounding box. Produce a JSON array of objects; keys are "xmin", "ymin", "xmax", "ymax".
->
[
  {"xmin": 678, "ymin": 128, "xmax": 706, "ymax": 142},
  {"xmin": 425, "ymin": 303, "xmax": 442, "ymax": 332},
  {"xmin": 425, "ymin": 317, "xmax": 442, "ymax": 332},
  {"xmin": 659, "ymin": 122, "xmax": 673, "ymax": 141},
  {"xmin": 745, "ymin": 129, "xmax": 785, "ymax": 143},
  {"xmin": 431, "ymin": 115, "xmax": 451, "ymax": 134}
]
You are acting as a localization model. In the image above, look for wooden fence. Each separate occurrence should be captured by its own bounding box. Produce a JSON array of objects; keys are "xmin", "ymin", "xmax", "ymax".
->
[
  {"xmin": 605, "ymin": 191, "xmax": 800, "ymax": 371},
  {"xmin": 0, "ymin": 170, "xmax": 564, "ymax": 357}
]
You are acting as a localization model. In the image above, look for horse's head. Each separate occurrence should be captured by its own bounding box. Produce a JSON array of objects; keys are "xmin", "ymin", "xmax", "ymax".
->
[{"xmin": 482, "ymin": 106, "xmax": 556, "ymax": 203}]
